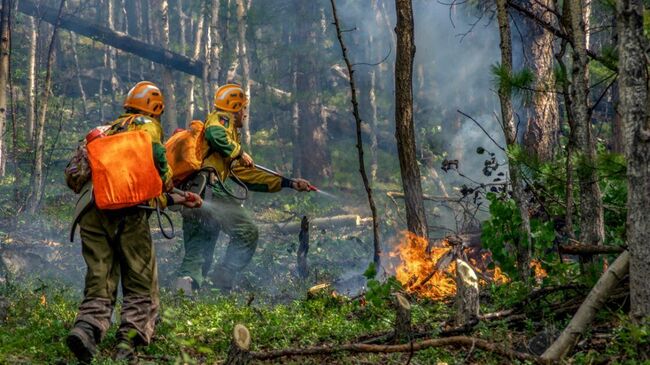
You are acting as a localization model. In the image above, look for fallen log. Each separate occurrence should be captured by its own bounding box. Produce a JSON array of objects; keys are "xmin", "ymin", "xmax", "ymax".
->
[
  {"xmin": 262, "ymin": 215, "xmax": 371, "ymax": 234},
  {"xmin": 392, "ymin": 293, "xmax": 412, "ymax": 343},
  {"xmin": 386, "ymin": 191, "xmax": 457, "ymax": 202},
  {"xmin": 542, "ymin": 251, "xmax": 630, "ymax": 361},
  {"xmin": 225, "ymin": 324, "xmax": 252, "ymax": 365},
  {"xmin": 558, "ymin": 244, "xmax": 625, "ymax": 256},
  {"xmin": 250, "ymin": 335, "xmax": 551, "ymax": 364}
]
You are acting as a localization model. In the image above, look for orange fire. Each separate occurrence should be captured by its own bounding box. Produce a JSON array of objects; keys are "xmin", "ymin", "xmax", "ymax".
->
[
  {"xmin": 389, "ymin": 231, "xmax": 510, "ymax": 300},
  {"xmin": 530, "ymin": 259, "xmax": 548, "ymax": 280}
]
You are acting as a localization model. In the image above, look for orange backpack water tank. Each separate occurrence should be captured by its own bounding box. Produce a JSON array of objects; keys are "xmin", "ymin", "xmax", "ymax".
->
[
  {"xmin": 165, "ymin": 120, "xmax": 205, "ymax": 185},
  {"xmin": 87, "ymin": 130, "xmax": 163, "ymax": 210}
]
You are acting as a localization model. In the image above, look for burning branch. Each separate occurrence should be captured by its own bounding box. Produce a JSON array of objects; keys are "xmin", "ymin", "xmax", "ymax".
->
[{"xmin": 330, "ymin": 0, "xmax": 381, "ymax": 268}]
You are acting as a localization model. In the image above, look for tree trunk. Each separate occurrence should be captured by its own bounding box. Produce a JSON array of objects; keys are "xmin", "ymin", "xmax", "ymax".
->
[
  {"xmin": 28, "ymin": 0, "xmax": 65, "ymax": 214},
  {"xmin": 542, "ymin": 251, "xmax": 630, "ymax": 360},
  {"xmin": 297, "ymin": 216, "xmax": 309, "ymax": 279},
  {"xmin": 0, "ymin": 0, "xmax": 10, "ymax": 178},
  {"xmin": 26, "ymin": 15, "xmax": 37, "ymax": 143},
  {"xmin": 69, "ymin": 32, "xmax": 87, "ymax": 117},
  {"xmin": 158, "ymin": 0, "xmax": 178, "ymax": 132},
  {"xmin": 294, "ymin": 0, "xmax": 331, "ymax": 182},
  {"xmin": 106, "ymin": 0, "xmax": 119, "ymax": 110},
  {"xmin": 523, "ymin": 0, "xmax": 560, "ymax": 161},
  {"xmin": 617, "ymin": 0, "xmax": 650, "ymax": 322},
  {"xmin": 236, "ymin": 0, "xmax": 251, "ymax": 148},
  {"xmin": 496, "ymin": 0, "xmax": 532, "ymax": 282},
  {"xmin": 208, "ymin": 0, "xmax": 221, "ymax": 97},
  {"xmin": 568, "ymin": 0, "xmax": 605, "ymax": 248},
  {"xmin": 394, "ymin": 0, "xmax": 428, "ymax": 240},
  {"xmin": 187, "ymin": 4, "xmax": 205, "ymax": 119}
]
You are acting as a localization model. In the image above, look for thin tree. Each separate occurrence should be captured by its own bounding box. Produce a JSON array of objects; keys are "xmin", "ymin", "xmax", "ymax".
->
[
  {"xmin": 330, "ymin": 0, "xmax": 381, "ymax": 267},
  {"xmin": 28, "ymin": 0, "xmax": 65, "ymax": 214},
  {"xmin": 0, "ymin": 0, "xmax": 10, "ymax": 177},
  {"xmin": 236, "ymin": 0, "xmax": 251, "ymax": 148},
  {"xmin": 568, "ymin": 0, "xmax": 605, "ymax": 249},
  {"xmin": 158, "ymin": 0, "xmax": 178, "ymax": 132},
  {"xmin": 208, "ymin": 0, "xmax": 221, "ymax": 97},
  {"xmin": 617, "ymin": 0, "xmax": 650, "ymax": 322},
  {"xmin": 394, "ymin": 0, "xmax": 428, "ymax": 239},
  {"xmin": 69, "ymin": 32, "xmax": 88, "ymax": 117},
  {"xmin": 187, "ymin": 4, "xmax": 205, "ymax": 119},
  {"xmin": 496, "ymin": 0, "xmax": 533, "ymax": 281},
  {"xmin": 26, "ymin": 15, "xmax": 37, "ymax": 142}
]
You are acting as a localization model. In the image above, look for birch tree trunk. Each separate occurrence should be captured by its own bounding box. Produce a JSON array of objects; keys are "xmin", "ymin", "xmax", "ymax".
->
[
  {"xmin": 106, "ymin": 0, "xmax": 119, "ymax": 110},
  {"xmin": 28, "ymin": 0, "xmax": 65, "ymax": 214},
  {"xmin": 394, "ymin": 0, "xmax": 428, "ymax": 239},
  {"xmin": 617, "ymin": 0, "xmax": 650, "ymax": 322},
  {"xmin": 26, "ymin": 15, "xmax": 37, "ymax": 143},
  {"xmin": 0, "ymin": 0, "xmax": 10, "ymax": 178},
  {"xmin": 236, "ymin": 0, "xmax": 251, "ymax": 148},
  {"xmin": 568, "ymin": 0, "xmax": 605, "ymax": 248},
  {"xmin": 188, "ymin": 5, "xmax": 205, "ymax": 119},
  {"xmin": 158, "ymin": 0, "xmax": 178, "ymax": 132},
  {"xmin": 69, "ymin": 32, "xmax": 87, "ymax": 117},
  {"xmin": 523, "ymin": 0, "xmax": 560, "ymax": 161},
  {"xmin": 208, "ymin": 0, "xmax": 221, "ymax": 97},
  {"xmin": 496, "ymin": 0, "xmax": 532, "ymax": 281}
]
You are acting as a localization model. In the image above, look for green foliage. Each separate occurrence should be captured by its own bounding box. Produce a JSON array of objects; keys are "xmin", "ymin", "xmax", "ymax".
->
[
  {"xmin": 362, "ymin": 263, "xmax": 402, "ymax": 309},
  {"xmin": 490, "ymin": 63, "xmax": 535, "ymax": 103},
  {"xmin": 481, "ymin": 192, "xmax": 555, "ymax": 277}
]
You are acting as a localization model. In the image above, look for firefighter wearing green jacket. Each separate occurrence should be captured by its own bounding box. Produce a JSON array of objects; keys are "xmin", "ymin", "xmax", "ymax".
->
[
  {"xmin": 66, "ymin": 81, "xmax": 202, "ymax": 364},
  {"xmin": 175, "ymin": 84, "xmax": 311, "ymax": 293}
]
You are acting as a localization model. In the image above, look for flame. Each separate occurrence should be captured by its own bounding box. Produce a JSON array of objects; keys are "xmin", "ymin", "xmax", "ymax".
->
[
  {"xmin": 530, "ymin": 259, "xmax": 548, "ymax": 280},
  {"xmin": 40, "ymin": 294, "xmax": 47, "ymax": 307},
  {"xmin": 389, "ymin": 231, "xmax": 510, "ymax": 300},
  {"xmin": 389, "ymin": 232, "xmax": 456, "ymax": 300}
]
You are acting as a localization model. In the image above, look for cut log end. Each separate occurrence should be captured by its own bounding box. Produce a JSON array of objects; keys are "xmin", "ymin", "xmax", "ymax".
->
[{"xmin": 225, "ymin": 324, "xmax": 251, "ymax": 365}]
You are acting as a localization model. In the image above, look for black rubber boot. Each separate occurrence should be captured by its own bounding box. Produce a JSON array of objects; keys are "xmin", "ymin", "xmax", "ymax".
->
[
  {"xmin": 114, "ymin": 338, "xmax": 136, "ymax": 364},
  {"xmin": 66, "ymin": 323, "xmax": 97, "ymax": 365}
]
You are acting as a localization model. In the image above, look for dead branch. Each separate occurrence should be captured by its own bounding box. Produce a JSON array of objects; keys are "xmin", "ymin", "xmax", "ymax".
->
[
  {"xmin": 542, "ymin": 251, "xmax": 630, "ymax": 360},
  {"xmin": 250, "ymin": 335, "xmax": 551, "ymax": 364},
  {"xmin": 330, "ymin": 0, "xmax": 381, "ymax": 267},
  {"xmin": 559, "ymin": 244, "xmax": 625, "ymax": 255}
]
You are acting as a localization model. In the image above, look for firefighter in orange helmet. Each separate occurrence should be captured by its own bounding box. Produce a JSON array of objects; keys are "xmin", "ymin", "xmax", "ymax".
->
[
  {"xmin": 174, "ymin": 84, "xmax": 311, "ymax": 294},
  {"xmin": 66, "ymin": 81, "xmax": 202, "ymax": 364}
]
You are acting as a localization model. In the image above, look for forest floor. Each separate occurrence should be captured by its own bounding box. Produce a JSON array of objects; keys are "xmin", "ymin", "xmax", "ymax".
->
[{"xmin": 0, "ymin": 191, "xmax": 647, "ymax": 364}]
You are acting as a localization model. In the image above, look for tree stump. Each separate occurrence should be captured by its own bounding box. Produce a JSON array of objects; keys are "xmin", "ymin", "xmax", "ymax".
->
[
  {"xmin": 393, "ymin": 293, "xmax": 412, "ymax": 343},
  {"xmin": 297, "ymin": 216, "xmax": 309, "ymax": 279},
  {"xmin": 455, "ymin": 259, "xmax": 479, "ymax": 326},
  {"xmin": 225, "ymin": 324, "xmax": 251, "ymax": 365}
]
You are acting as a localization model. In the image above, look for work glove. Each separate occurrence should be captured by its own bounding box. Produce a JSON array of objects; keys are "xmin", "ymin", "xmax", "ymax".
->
[
  {"xmin": 171, "ymin": 191, "xmax": 203, "ymax": 208},
  {"xmin": 291, "ymin": 178, "xmax": 312, "ymax": 192},
  {"xmin": 238, "ymin": 151, "xmax": 254, "ymax": 168}
]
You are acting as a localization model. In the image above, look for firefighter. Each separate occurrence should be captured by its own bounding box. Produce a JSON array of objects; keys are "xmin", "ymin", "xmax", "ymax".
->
[
  {"xmin": 66, "ymin": 81, "xmax": 202, "ymax": 364},
  {"xmin": 174, "ymin": 84, "xmax": 311, "ymax": 293}
]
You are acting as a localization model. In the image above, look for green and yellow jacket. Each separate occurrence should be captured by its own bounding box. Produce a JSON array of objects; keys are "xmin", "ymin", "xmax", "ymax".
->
[{"xmin": 199, "ymin": 111, "xmax": 282, "ymax": 193}]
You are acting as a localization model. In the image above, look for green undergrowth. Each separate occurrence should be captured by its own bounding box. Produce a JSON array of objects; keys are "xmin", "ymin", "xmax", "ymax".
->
[{"xmin": 1, "ymin": 278, "xmax": 647, "ymax": 364}]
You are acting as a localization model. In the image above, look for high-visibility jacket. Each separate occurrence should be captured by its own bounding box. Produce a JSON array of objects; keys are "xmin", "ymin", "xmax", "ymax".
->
[{"xmin": 199, "ymin": 111, "xmax": 282, "ymax": 192}]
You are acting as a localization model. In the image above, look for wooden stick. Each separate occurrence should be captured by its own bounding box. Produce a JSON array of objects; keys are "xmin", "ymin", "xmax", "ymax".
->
[
  {"xmin": 225, "ymin": 324, "xmax": 252, "ymax": 365},
  {"xmin": 559, "ymin": 244, "xmax": 625, "ymax": 255},
  {"xmin": 250, "ymin": 335, "xmax": 552, "ymax": 364}
]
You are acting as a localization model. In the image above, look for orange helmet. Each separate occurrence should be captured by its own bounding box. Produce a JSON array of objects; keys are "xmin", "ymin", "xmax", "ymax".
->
[
  {"xmin": 123, "ymin": 81, "xmax": 165, "ymax": 116},
  {"xmin": 214, "ymin": 84, "xmax": 248, "ymax": 112}
]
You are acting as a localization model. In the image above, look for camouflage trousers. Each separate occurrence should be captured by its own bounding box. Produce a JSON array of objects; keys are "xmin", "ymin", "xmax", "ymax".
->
[
  {"xmin": 73, "ymin": 205, "xmax": 159, "ymax": 345},
  {"xmin": 177, "ymin": 188, "xmax": 259, "ymax": 289}
]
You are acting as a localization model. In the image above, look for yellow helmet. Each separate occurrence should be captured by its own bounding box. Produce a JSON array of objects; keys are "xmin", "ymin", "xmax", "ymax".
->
[
  {"xmin": 123, "ymin": 81, "xmax": 165, "ymax": 116},
  {"xmin": 214, "ymin": 84, "xmax": 248, "ymax": 112}
]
